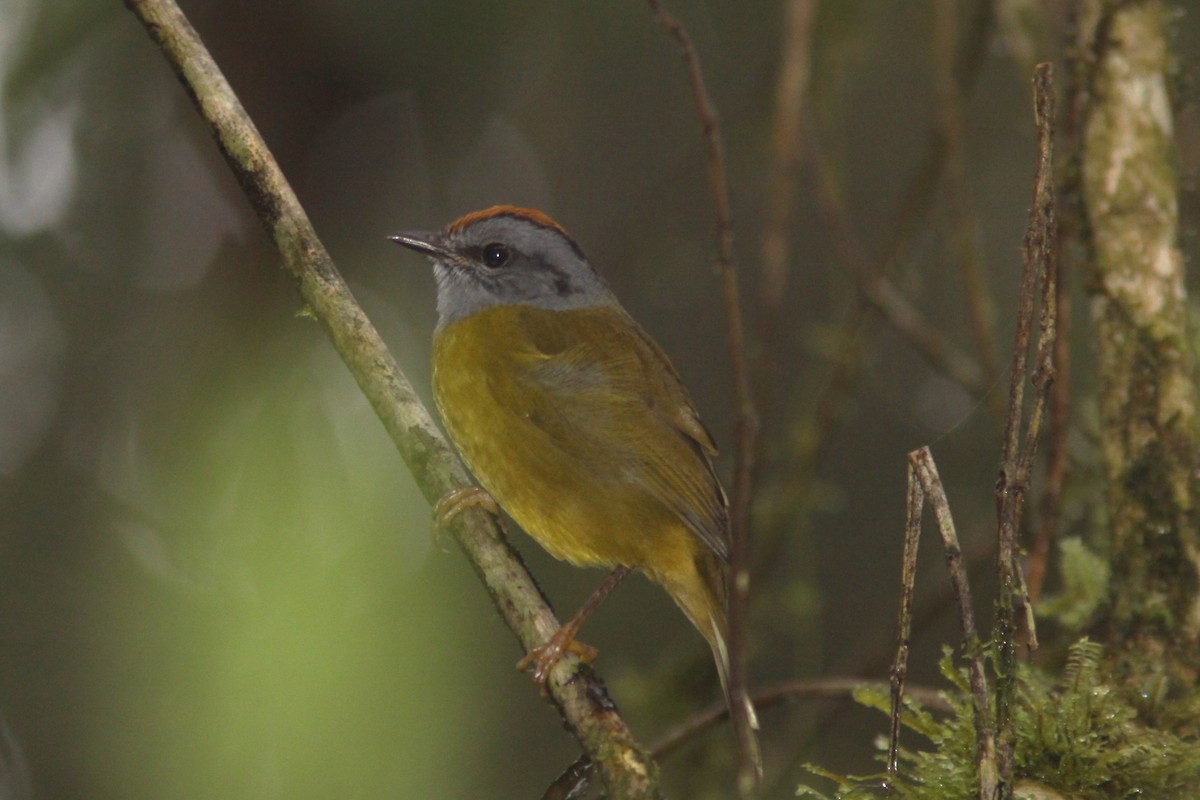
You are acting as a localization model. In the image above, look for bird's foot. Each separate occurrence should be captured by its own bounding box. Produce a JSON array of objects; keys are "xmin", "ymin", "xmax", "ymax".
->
[
  {"xmin": 517, "ymin": 628, "xmax": 599, "ymax": 685},
  {"xmin": 432, "ymin": 486, "xmax": 499, "ymax": 551}
]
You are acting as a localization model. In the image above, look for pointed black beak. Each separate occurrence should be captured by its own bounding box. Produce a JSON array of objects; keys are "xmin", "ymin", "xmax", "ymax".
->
[{"xmin": 388, "ymin": 231, "xmax": 454, "ymax": 260}]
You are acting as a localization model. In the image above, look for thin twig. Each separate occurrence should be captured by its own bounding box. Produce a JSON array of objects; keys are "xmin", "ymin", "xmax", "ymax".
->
[
  {"xmin": 791, "ymin": 527, "xmax": 998, "ymax": 782},
  {"xmin": 647, "ymin": 1, "xmax": 761, "ymax": 792},
  {"xmin": 652, "ymin": 677, "xmax": 952, "ymax": 762},
  {"xmin": 888, "ymin": 461, "xmax": 925, "ymax": 782},
  {"xmin": 1027, "ymin": 291, "xmax": 1069, "ymax": 603},
  {"xmin": 1030, "ymin": 24, "xmax": 1083, "ymax": 605},
  {"xmin": 837, "ymin": 532, "xmax": 999, "ymax": 679},
  {"xmin": 124, "ymin": 1, "xmax": 662, "ymax": 796},
  {"xmin": 908, "ymin": 447, "xmax": 998, "ymax": 800},
  {"xmin": 993, "ymin": 62, "xmax": 1058, "ymax": 788},
  {"xmin": 1018, "ymin": 68, "xmax": 1058, "ymax": 615}
]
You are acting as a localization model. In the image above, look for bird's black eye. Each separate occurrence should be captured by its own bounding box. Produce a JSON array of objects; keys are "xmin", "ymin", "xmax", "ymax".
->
[{"xmin": 482, "ymin": 243, "xmax": 511, "ymax": 269}]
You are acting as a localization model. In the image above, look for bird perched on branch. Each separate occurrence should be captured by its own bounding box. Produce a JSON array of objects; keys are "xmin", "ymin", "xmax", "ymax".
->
[{"xmin": 392, "ymin": 205, "xmax": 760, "ymax": 778}]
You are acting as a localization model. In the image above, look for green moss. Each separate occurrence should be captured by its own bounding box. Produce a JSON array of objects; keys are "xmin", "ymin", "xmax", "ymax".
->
[
  {"xmin": 1036, "ymin": 538, "xmax": 1110, "ymax": 632},
  {"xmin": 801, "ymin": 640, "xmax": 1200, "ymax": 799}
]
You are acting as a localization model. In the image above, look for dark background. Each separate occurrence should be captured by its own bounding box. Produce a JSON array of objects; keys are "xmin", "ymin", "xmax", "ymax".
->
[{"xmin": 1, "ymin": 1, "xmax": 1197, "ymax": 797}]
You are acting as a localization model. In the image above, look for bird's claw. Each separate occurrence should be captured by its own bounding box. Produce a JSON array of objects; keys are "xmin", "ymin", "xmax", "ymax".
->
[
  {"xmin": 517, "ymin": 631, "xmax": 599, "ymax": 685},
  {"xmin": 432, "ymin": 486, "xmax": 498, "ymax": 551}
]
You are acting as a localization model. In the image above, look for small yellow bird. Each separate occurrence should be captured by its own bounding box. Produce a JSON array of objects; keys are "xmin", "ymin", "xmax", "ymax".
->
[{"xmin": 392, "ymin": 205, "xmax": 759, "ymax": 769}]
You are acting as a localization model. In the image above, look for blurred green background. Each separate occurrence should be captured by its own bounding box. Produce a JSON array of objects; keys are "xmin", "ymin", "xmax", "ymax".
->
[{"xmin": 0, "ymin": 1, "xmax": 1197, "ymax": 797}]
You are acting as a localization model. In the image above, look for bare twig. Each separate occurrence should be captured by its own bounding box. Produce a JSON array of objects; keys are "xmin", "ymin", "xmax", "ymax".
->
[
  {"xmin": 1023, "ymin": 58, "xmax": 1058, "ymax": 663},
  {"xmin": 888, "ymin": 64, "xmax": 1058, "ymax": 800},
  {"xmin": 888, "ymin": 461, "xmax": 925, "ymax": 781},
  {"xmin": 751, "ymin": 0, "xmax": 817, "ymax": 589},
  {"xmin": 124, "ymin": 1, "xmax": 662, "ymax": 796},
  {"xmin": 908, "ymin": 447, "xmax": 998, "ymax": 800},
  {"xmin": 790, "ymin": 528, "xmax": 997, "ymax": 785},
  {"xmin": 993, "ymin": 63, "xmax": 1058, "ymax": 787},
  {"xmin": 652, "ymin": 677, "xmax": 952, "ymax": 762},
  {"xmin": 647, "ymin": 1, "xmax": 761, "ymax": 792},
  {"xmin": 798, "ymin": 0, "xmax": 1002, "ymax": 412},
  {"xmin": 1027, "ymin": 276, "xmax": 1070, "ymax": 604},
  {"xmin": 1030, "ymin": 19, "xmax": 1083, "ymax": 604}
]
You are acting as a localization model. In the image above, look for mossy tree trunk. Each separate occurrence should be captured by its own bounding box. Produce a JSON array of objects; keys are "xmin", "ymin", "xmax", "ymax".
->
[{"xmin": 1077, "ymin": 0, "xmax": 1200, "ymax": 713}]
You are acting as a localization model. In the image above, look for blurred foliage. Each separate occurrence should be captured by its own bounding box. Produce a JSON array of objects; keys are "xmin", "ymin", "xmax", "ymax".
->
[{"xmin": 1035, "ymin": 537, "xmax": 1109, "ymax": 633}]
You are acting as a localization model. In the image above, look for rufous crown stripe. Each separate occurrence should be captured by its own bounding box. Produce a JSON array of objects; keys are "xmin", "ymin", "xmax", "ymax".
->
[{"xmin": 446, "ymin": 205, "xmax": 568, "ymax": 236}]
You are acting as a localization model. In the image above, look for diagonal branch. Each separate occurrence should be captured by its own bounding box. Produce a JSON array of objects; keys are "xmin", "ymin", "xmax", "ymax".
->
[
  {"xmin": 859, "ymin": 273, "xmax": 987, "ymax": 395},
  {"xmin": 124, "ymin": 1, "xmax": 662, "ymax": 796}
]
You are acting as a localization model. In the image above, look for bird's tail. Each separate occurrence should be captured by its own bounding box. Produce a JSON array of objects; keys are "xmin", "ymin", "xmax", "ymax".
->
[
  {"xmin": 707, "ymin": 613, "xmax": 763, "ymax": 783},
  {"xmin": 665, "ymin": 554, "xmax": 763, "ymax": 783},
  {"xmin": 708, "ymin": 616, "xmax": 760, "ymax": 731}
]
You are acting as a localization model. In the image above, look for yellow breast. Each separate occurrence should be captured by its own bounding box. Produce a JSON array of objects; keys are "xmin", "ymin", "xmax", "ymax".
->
[{"xmin": 431, "ymin": 304, "xmax": 721, "ymax": 575}]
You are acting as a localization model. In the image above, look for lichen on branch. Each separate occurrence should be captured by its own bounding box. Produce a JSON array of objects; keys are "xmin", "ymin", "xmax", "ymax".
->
[{"xmin": 1078, "ymin": 0, "xmax": 1200, "ymax": 697}]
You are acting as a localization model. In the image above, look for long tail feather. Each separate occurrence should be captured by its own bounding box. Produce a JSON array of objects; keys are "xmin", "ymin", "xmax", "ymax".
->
[{"xmin": 709, "ymin": 615, "xmax": 763, "ymax": 780}]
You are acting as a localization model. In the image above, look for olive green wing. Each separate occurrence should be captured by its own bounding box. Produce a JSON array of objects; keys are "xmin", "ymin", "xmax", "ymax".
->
[
  {"xmin": 625, "ymin": 320, "xmax": 732, "ymax": 564},
  {"xmin": 514, "ymin": 307, "xmax": 731, "ymax": 563}
]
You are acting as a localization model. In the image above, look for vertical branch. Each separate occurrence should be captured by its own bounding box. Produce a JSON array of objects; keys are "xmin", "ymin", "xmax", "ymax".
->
[
  {"xmin": 647, "ymin": 2, "xmax": 761, "ymax": 793},
  {"xmin": 993, "ymin": 63, "xmax": 1058, "ymax": 796},
  {"xmin": 1019, "ymin": 67, "xmax": 1060, "ymax": 517},
  {"xmin": 908, "ymin": 448, "xmax": 998, "ymax": 800},
  {"xmin": 1030, "ymin": 2, "xmax": 1090, "ymax": 604},
  {"xmin": 888, "ymin": 463, "xmax": 924, "ymax": 782},
  {"xmin": 752, "ymin": 0, "xmax": 816, "ymax": 609},
  {"xmin": 1027, "ymin": 240, "xmax": 1070, "ymax": 603},
  {"xmin": 1078, "ymin": 0, "xmax": 1200, "ymax": 691},
  {"xmin": 893, "ymin": 65, "xmax": 1058, "ymax": 800}
]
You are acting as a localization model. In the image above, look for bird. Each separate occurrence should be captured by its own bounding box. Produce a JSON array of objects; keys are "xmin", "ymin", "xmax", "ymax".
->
[{"xmin": 391, "ymin": 205, "xmax": 759, "ymax": 773}]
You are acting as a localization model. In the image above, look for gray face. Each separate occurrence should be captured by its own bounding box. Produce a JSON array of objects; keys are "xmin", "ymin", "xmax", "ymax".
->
[{"xmin": 391, "ymin": 210, "xmax": 617, "ymax": 328}]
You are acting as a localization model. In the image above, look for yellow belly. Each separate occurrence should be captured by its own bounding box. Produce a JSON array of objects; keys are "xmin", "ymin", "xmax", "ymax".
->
[{"xmin": 432, "ymin": 305, "xmax": 705, "ymax": 575}]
